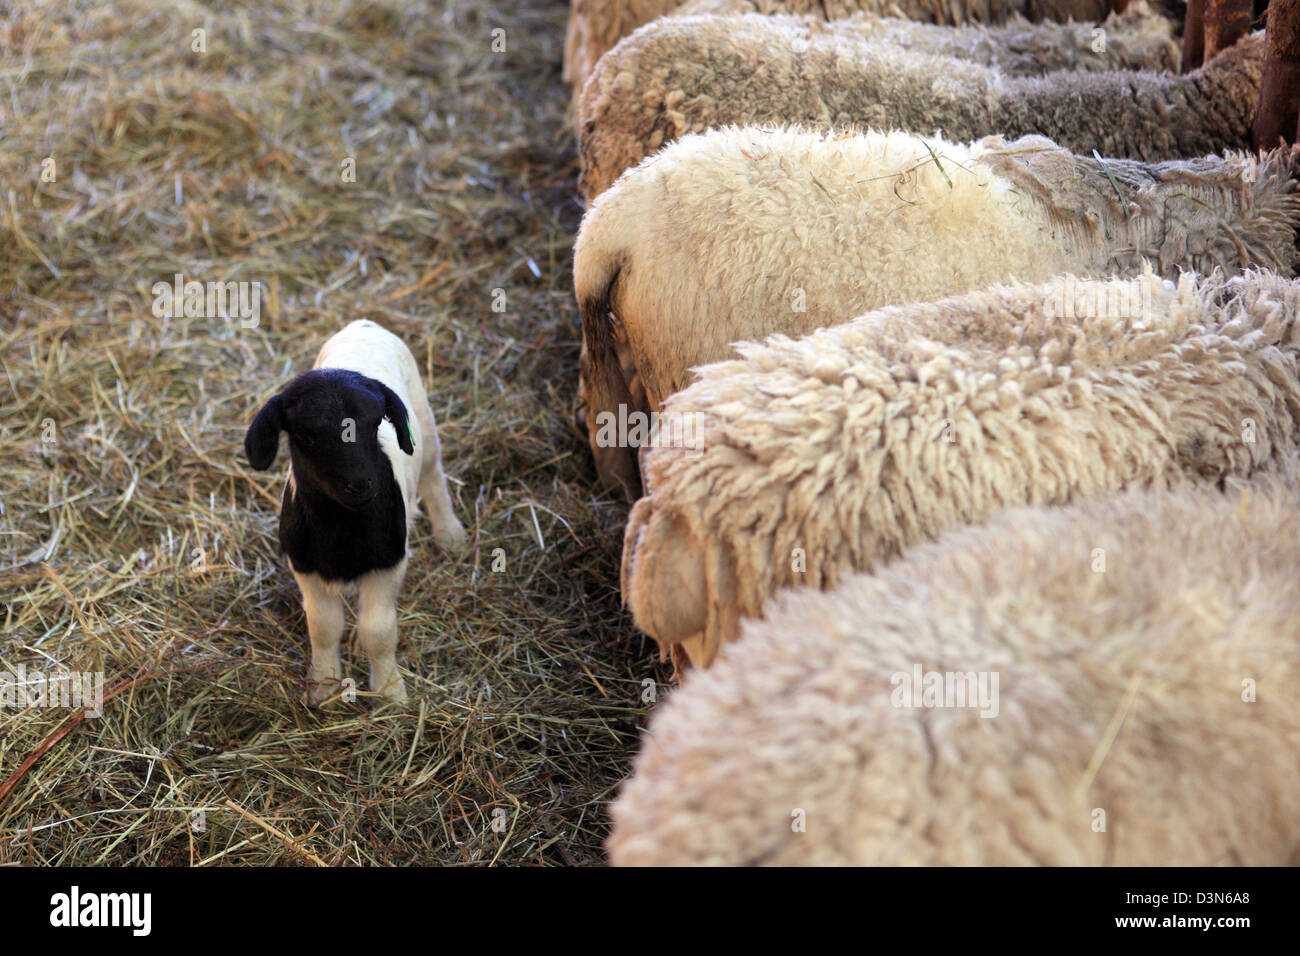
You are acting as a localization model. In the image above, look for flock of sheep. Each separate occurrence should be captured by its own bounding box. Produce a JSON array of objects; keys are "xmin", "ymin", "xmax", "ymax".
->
[{"xmin": 566, "ymin": 0, "xmax": 1300, "ymax": 864}]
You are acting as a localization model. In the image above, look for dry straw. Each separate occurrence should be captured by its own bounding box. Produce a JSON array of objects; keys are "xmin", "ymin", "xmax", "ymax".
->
[{"xmin": 0, "ymin": 0, "xmax": 656, "ymax": 865}]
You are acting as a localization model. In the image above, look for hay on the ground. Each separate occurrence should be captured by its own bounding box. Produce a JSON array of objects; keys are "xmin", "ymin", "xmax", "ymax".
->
[{"xmin": 0, "ymin": 0, "xmax": 658, "ymax": 866}]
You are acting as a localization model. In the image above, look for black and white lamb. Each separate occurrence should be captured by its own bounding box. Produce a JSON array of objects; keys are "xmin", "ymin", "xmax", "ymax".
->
[{"xmin": 244, "ymin": 320, "xmax": 466, "ymax": 703}]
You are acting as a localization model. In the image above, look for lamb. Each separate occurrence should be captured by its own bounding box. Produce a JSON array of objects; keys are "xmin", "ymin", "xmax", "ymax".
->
[
  {"xmin": 563, "ymin": 0, "xmax": 1118, "ymax": 94},
  {"xmin": 576, "ymin": 126, "xmax": 1300, "ymax": 495},
  {"xmin": 577, "ymin": 19, "xmax": 1262, "ymax": 199},
  {"xmin": 621, "ymin": 269, "xmax": 1300, "ymax": 670},
  {"xmin": 609, "ymin": 477, "xmax": 1300, "ymax": 865},
  {"xmin": 244, "ymin": 319, "xmax": 466, "ymax": 703}
]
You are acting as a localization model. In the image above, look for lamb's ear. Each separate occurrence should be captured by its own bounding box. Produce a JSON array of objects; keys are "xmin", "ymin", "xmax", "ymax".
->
[
  {"xmin": 245, "ymin": 394, "xmax": 285, "ymax": 470},
  {"xmin": 375, "ymin": 382, "xmax": 415, "ymax": 455}
]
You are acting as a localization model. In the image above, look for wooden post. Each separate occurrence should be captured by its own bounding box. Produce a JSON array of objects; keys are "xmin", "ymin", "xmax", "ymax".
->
[
  {"xmin": 1255, "ymin": 0, "xmax": 1300, "ymax": 149},
  {"xmin": 1184, "ymin": 0, "xmax": 1206, "ymax": 72},
  {"xmin": 1203, "ymin": 0, "xmax": 1255, "ymax": 61}
]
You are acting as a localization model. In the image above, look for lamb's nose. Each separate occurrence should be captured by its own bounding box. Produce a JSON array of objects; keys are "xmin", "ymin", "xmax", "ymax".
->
[{"xmin": 345, "ymin": 479, "xmax": 374, "ymax": 497}]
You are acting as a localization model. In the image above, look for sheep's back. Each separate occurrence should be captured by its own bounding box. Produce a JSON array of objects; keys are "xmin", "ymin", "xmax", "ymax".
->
[
  {"xmin": 611, "ymin": 476, "xmax": 1300, "ymax": 865},
  {"xmin": 626, "ymin": 270, "xmax": 1300, "ymax": 665},
  {"xmin": 602, "ymin": 127, "xmax": 1069, "ymax": 407}
]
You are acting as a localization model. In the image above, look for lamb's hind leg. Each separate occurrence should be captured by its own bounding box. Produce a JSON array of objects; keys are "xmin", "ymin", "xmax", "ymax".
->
[
  {"xmin": 414, "ymin": 397, "xmax": 466, "ymax": 550},
  {"xmin": 358, "ymin": 559, "xmax": 409, "ymax": 701},
  {"xmin": 295, "ymin": 570, "xmax": 345, "ymax": 706}
]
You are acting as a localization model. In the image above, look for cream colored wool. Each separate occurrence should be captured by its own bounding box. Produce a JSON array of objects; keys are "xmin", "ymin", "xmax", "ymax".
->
[
  {"xmin": 577, "ymin": 20, "xmax": 1261, "ymax": 199},
  {"xmin": 575, "ymin": 127, "xmax": 1300, "ymax": 495},
  {"xmin": 562, "ymin": 0, "xmax": 1116, "ymax": 93},
  {"xmin": 610, "ymin": 477, "xmax": 1300, "ymax": 865},
  {"xmin": 622, "ymin": 270, "xmax": 1300, "ymax": 670}
]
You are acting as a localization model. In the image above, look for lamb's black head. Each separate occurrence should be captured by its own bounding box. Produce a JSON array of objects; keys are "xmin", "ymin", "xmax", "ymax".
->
[{"xmin": 244, "ymin": 369, "xmax": 414, "ymax": 510}]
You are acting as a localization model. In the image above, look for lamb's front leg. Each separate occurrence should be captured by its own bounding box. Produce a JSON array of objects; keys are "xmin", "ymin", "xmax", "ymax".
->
[
  {"xmin": 357, "ymin": 559, "xmax": 409, "ymax": 701},
  {"xmin": 295, "ymin": 571, "xmax": 345, "ymax": 706}
]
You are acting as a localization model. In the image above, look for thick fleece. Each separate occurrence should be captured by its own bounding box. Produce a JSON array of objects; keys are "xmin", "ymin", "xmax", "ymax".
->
[
  {"xmin": 575, "ymin": 127, "xmax": 1300, "ymax": 494},
  {"xmin": 610, "ymin": 477, "xmax": 1300, "ymax": 865},
  {"xmin": 577, "ymin": 20, "xmax": 1261, "ymax": 198},
  {"xmin": 622, "ymin": 270, "xmax": 1300, "ymax": 668},
  {"xmin": 563, "ymin": 0, "xmax": 1117, "ymax": 93}
]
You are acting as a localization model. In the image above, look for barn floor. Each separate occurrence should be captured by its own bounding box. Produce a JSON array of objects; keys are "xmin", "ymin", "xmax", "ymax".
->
[{"xmin": 0, "ymin": 0, "xmax": 659, "ymax": 866}]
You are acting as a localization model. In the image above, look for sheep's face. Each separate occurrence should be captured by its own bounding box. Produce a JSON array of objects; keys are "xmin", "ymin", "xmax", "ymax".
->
[{"xmin": 245, "ymin": 368, "xmax": 414, "ymax": 510}]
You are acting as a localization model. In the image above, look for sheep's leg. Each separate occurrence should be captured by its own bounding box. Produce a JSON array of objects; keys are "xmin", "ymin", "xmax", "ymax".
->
[
  {"xmin": 414, "ymin": 398, "xmax": 467, "ymax": 550},
  {"xmin": 295, "ymin": 571, "xmax": 345, "ymax": 706},
  {"xmin": 357, "ymin": 560, "xmax": 409, "ymax": 701}
]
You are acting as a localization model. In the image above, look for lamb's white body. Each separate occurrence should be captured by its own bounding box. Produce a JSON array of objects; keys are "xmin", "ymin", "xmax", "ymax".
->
[{"xmin": 292, "ymin": 320, "xmax": 464, "ymax": 703}]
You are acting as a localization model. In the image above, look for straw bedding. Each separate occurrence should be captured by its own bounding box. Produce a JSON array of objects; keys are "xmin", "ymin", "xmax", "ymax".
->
[{"xmin": 0, "ymin": 0, "xmax": 655, "ymax": 866}]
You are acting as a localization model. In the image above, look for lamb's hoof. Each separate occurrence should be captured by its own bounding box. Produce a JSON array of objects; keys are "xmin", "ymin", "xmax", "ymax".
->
[
  {"xmin": 375, "ymin": 677, "xmax": 408, "ymax": 703},
  {"xmin": 307, "ymin": 677, "xmax": 344, "ymax": 707},
  {"xmin": 435, "ymin": 521, "xmax": 468, "ymax": 552}
]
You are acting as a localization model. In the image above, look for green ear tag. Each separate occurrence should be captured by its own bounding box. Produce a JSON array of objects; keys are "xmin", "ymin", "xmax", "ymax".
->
[{"xmin": 406, "ymin": 420, "xmax": 415, "ymax": 447}]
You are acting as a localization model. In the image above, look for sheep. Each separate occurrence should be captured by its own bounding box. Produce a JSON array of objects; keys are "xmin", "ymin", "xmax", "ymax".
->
[
  {"xmin": 563, "ymin": 0, "xmax": 1119, "ymax": 94},
  {"xmin": 609, "ymin": 476, "xmax": 1300, "ymax": 865},
  {"xmin": 577, "ymin": 19, "xmax": 1263, "ymax": 199},
  {"xmin": 576, "ymin": 126, "xmax": 1300, "ymax": 495},
  {"xmin": 621, "ymin": 269, "xmax": 1300, "ymax": 671},
  {"xmin": 244, "ymin": 319, "xmax": 466, "ymax": 704}
]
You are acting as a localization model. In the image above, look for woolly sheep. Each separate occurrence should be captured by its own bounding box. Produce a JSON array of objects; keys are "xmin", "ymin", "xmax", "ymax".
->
[
  {"xmin": 622, "ymin": 270, "xmax": 1300, "ymax": 669},
  {"xmin": 576, "ymin": 127, "xmax": 1300, "ymax": 495},
  {"xmin": 563, "ymin": 0, "xmax": 1117, "ymax": 94},
  {"xmin": 577, "ymin": 20, "xmax": 1262, "ymax": 198},
  {"xmin": 610, "ymin": 477, "xmax": 1300, "ymax": 865},
  {"xmin": 245, "ymin": 319, "xmax": 466, "ymax": 703}
]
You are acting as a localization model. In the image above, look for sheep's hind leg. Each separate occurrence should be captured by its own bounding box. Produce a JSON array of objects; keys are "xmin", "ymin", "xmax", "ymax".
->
[
  {"xmin": 295, "ymin": 571, "xmax": 345, "ymax": 706},
  {"xmin": 414, "ymin": 398, "xmax": 467, "ymax": 550},
  {"xmin": 357, "ymin": 560, "xmax": 409, "ymax": 702}
]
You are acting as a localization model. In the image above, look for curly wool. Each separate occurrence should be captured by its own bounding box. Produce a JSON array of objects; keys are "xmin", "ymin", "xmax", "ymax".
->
[
  {"xmin": 563, "ymin": 0, "xmax": 1117, "ymax": 94},
  {"xmin": 577, "ymin": 18, "xmax": 1260, "ymax": 198},
  {"xmin": 622, "ymin": 270, "xmax": 1300, "ymax": 668},
  {"xmin": 610, "ymin": 477, "xmax": 1300, "ymax": 865},
  {"xmin": 575, "ymin": 126, "xmax": 1300, "ymax": 495}
]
